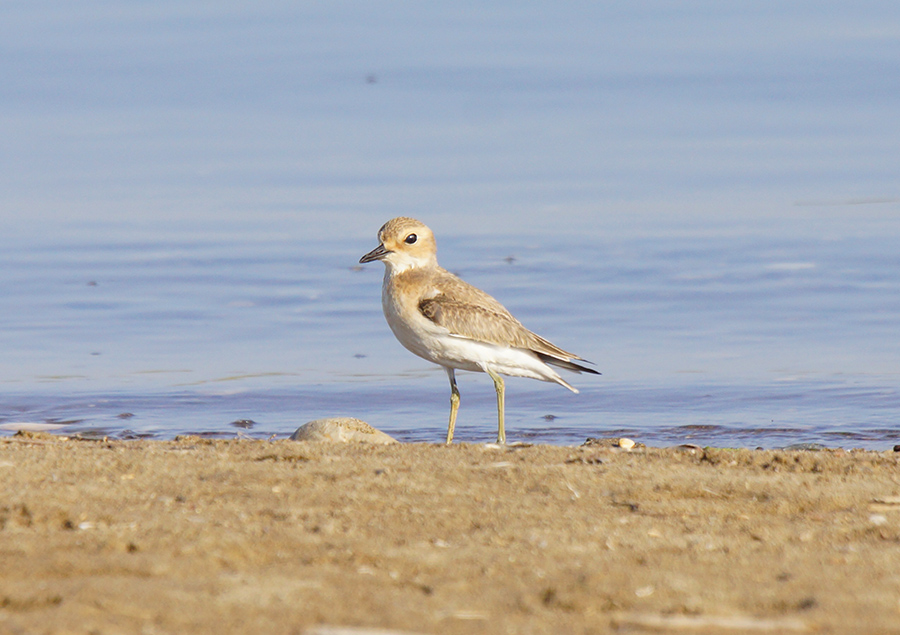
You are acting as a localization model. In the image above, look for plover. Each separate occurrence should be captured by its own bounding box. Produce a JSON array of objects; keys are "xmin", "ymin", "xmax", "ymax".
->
[{"xmin": 359, "ymin": 217, "xmax": 599, "ymax": 444}]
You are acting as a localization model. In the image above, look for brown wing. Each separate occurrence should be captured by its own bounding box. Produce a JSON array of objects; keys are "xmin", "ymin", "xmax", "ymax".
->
[{"xmin": 417, "ymin": 270, "xmax": 583, "ymax": 363}]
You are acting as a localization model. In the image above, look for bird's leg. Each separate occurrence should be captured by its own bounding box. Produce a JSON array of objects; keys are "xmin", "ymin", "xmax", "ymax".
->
[
  {"xmin": 484, "ymin": 366, "xmax": 506, "ymax": 444},
  {"xmin": 446, "ymin": 368, "xmax": 460, "ymax": 444}
]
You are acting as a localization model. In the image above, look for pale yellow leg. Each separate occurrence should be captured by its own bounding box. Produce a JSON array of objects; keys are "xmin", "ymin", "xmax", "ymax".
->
[
  {"xmin": 484, "ymin": 366, "xmax": 506, "ymax": 444},
  {"xmin": 446, "ymin": 368, "xmax": 460, "ymax": 444}
]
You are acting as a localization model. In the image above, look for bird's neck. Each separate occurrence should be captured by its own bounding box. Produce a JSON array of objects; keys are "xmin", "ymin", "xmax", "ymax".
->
[{"xmin": 383, "ymin": 256, "xmax": 438, "ymax": 277}]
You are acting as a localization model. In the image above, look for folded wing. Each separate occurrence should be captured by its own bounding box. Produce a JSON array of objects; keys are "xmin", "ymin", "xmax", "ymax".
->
[{"xmin": 418, "ymin": 271, "xmax": 599, "ymax": 375}]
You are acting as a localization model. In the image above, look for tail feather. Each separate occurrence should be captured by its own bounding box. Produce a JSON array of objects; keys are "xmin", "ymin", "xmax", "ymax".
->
[{"xmin": 536, "ymin": 353, "xmax": 601, "ymax": 376}]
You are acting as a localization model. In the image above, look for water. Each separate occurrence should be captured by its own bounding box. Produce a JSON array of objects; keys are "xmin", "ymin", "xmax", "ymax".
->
[{"xmin": 1, "ymin": 2, "xmax": 899, "ymax": 448}]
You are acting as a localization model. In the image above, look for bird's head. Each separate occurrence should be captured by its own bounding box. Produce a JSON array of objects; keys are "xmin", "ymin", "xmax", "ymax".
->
[{"xmin": 359, "ymin": 217, "xmax": 438, "ymax": 273}]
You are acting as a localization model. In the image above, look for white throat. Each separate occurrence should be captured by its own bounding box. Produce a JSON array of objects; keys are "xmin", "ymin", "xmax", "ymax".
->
[{"xmin": 382, "ymin": 251, "xmax": 436, "ymax": 275}]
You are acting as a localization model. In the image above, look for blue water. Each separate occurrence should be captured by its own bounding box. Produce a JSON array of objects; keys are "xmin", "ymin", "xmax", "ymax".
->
[{"xmin": 1, "ymin": 2, "xmax": 899, "ymax": 448}]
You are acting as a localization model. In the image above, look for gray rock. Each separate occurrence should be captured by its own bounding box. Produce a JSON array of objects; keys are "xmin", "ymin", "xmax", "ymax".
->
[{"xmin": 289, "ymin": 418, "xmax": 398, "ymax": 444}]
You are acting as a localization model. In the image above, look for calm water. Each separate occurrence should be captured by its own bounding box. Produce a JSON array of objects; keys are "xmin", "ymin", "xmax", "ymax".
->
[{"xmin": 1, "ymin": 2, "xmax": 899, "ymax": 448}]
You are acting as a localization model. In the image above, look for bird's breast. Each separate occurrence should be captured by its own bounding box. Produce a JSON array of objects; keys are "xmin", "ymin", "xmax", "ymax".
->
[{"xmin": 381, "ymin": 272, "xmax": 444, "ymax": 362}]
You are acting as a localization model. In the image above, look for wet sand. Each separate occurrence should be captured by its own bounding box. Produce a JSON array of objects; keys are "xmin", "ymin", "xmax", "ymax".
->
[{"xmin": 2, "ymin": 432, "xmax": 899, "ymax": 634}]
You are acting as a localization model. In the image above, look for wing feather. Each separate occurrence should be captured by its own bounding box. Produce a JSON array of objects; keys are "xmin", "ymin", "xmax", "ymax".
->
[{"xmin": 417, "ymin": 269, "xmax": 594, "ymax": 370}]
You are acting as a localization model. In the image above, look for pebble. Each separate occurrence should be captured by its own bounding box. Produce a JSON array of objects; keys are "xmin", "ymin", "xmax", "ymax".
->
[
  {"xmin": 289, "ymin": 418, "xmax": 398, "ymax": 444},
  {"xmin": 582, "ymin": 437, "xmax": 642, "ymax": 449}
]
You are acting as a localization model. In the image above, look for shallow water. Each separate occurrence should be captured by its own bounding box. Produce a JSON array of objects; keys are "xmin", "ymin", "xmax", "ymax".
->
[{"xmin": 1, "ymin": 2, "xmax": 899, "ymax": 448}]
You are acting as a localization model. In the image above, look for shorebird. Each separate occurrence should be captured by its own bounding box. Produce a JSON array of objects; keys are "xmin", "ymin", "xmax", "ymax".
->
[{"xmin": 359, "ymin": 217, "xmax": 599, "ymax": 444}]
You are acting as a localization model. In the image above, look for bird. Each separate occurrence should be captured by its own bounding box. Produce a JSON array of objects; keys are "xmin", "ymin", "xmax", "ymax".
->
[{"xmin": 359, "ymin": 217, "xmax": 599, "ymax": 444}]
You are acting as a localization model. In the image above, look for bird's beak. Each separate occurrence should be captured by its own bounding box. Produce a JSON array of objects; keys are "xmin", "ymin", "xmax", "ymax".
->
[{"xmin": 359, "ymin": 243, "xmax": 389, "ymax": 264}]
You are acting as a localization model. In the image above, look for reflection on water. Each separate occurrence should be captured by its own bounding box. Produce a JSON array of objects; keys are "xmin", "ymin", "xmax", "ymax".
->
[{"xmin": 1, "ymin": 3, "xmax": 899, "ymax": 448}]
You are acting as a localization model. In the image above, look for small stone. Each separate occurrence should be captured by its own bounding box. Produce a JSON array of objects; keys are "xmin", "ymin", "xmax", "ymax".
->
[
  {"xmin": 635, "ymin": 585, "xmax": 655, "ymax": 597},
  {"xmin": 893, "ymin": 444, "xmax": 900, "ymax": 452},
  {"xmin": 583, "ymin": 437, "xmax": 642, "ymax": 449},
  {"xmin": 796, "ymin": 596, "xmax": 817, "ymax": 610},
  {"xmin": 289, "ymin": 418, "xmax": 397, "ymax": 444}
]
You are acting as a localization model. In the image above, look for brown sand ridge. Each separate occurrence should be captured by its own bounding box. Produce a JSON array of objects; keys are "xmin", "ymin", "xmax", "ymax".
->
[{"xmin": 2, "ymin": 432, "xmax": 900, "ymax": 634}]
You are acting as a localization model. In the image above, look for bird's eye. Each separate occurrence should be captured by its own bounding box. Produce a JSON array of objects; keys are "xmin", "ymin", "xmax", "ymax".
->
[{"xmin": 404, "ymin": 233, "xmax": 418, "ymax": 245}]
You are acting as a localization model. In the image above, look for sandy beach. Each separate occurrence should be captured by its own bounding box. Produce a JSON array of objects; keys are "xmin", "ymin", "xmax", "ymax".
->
[{"xmin": 2, "ymin": 432, "xmax": 900, "ymax": 634}]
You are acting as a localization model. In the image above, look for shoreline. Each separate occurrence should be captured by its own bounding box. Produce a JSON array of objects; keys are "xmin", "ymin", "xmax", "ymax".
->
[
  {"xmin": 4, "ymin": 425, "xmax": 898, "ymax": 453},
  {"xmin": 3, "ymin": 433, "xmax": 900, "ymax": 633}
]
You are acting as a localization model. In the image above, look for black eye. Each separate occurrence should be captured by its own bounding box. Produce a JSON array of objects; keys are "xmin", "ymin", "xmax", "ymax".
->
[{"xmin": 404, "ymin": 233, "xmax": 418, "ymax": 245}]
